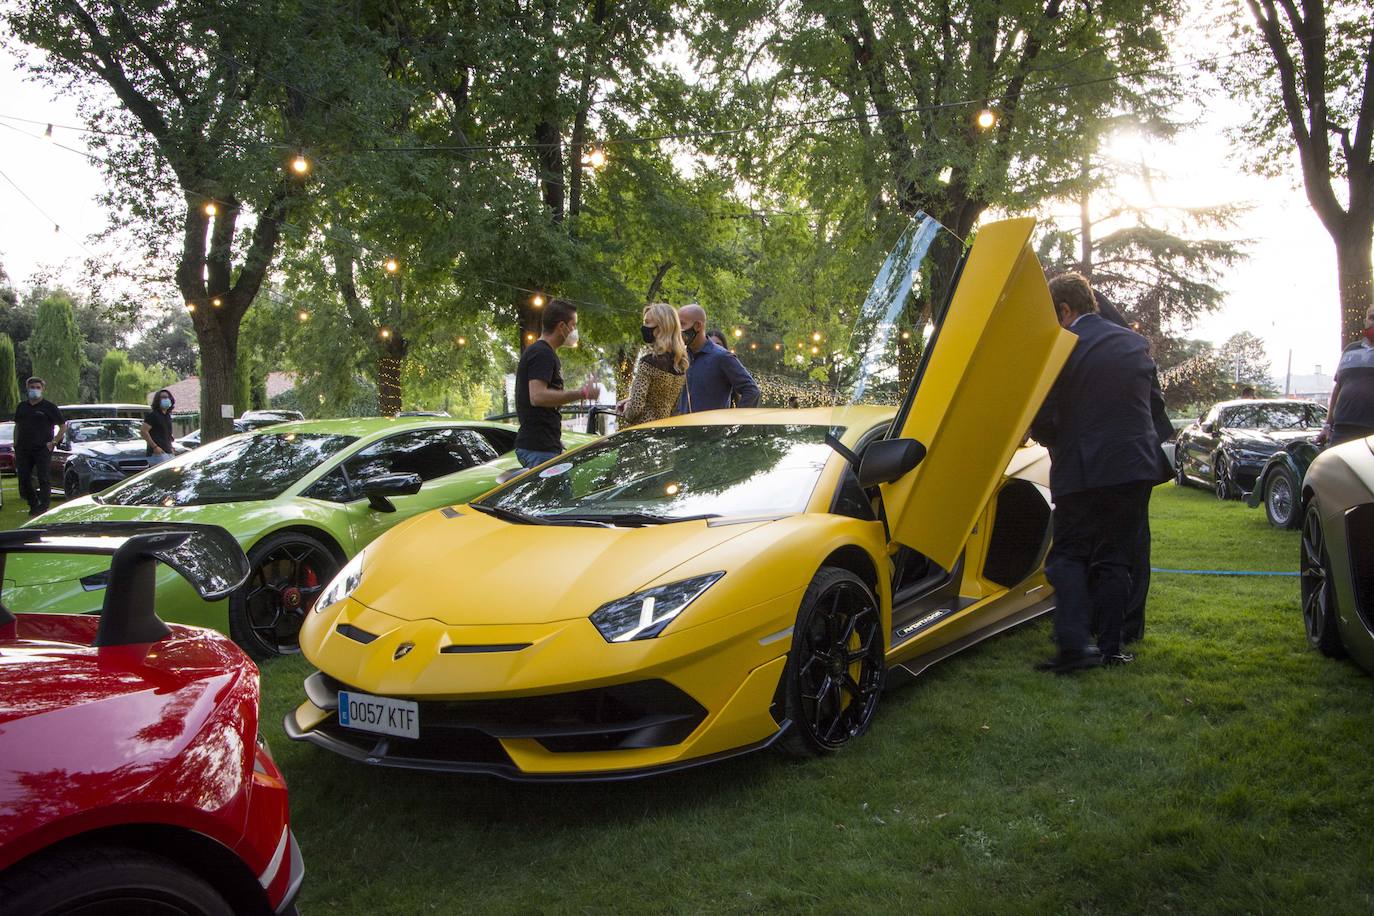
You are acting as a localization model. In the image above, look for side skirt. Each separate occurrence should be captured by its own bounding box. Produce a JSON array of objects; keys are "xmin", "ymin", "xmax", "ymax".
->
[{"xmin": 886, "ymin": 596, "xmax": 1055, "ymax": 685}]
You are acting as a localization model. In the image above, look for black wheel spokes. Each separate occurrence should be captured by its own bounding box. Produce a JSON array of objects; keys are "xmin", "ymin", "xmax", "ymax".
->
[
  {"xmin": 244, "ymin": 543, "xmax": 332, "ymax": 653},
  {"xmin": 1300, "ymin": 510, "xmax": 1330, "ymax": 641},
  {"xmin": 798, "ymin": 582, "xmax": 883, "ymax": 749}
]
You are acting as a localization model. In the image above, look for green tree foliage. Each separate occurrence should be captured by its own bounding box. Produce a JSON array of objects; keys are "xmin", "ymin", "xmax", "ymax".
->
[
  {"xmin": 130, "ymin": 309, "xmax": 197, "ymax": 377},
  {"xmin": 5, "ymin": 1, "xmax": 382, "ymax": 438},
  {"xmin": 1218, "ymin": 0, "xmax": 1374, "ymax": 346},
  {"xmin": 690, "ymin": 0, "xmax": 1186, "ymax": 356},
  {"xmin": 111, "ymin": 364, "xmax": 146, "ymax": 404},
  {"xmin": 1219, "ymin": 331, "xmax": 1275, "ymax": 392},
  {"xmin": 99, "ymin": 350, "xmax": 129, "ymax": 400},
  {"xmin": 0, "ymin": 334, "xmax": 19, "ymax": 415},
  {"xmin": 27, "ymin": 292, "xmax": 85, "ymax": 404}
]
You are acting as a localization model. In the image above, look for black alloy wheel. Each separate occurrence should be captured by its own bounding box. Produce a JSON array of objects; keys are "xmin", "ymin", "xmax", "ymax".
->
[
  {"xmin": 64, "ymin": 470, "xmax": 82, "ymax": 499},
  {"xmin": 1214, "ymin": 455, "xmax": 1236, "ymax": 501},
  {"xmin": 0, "ymin": 844, "xmax": 235, "ymax": 916},
  {"xmin": 1264, "ymin": 466, "xmax": 1300, "ymax": 529},
  {"xmin": 229, "ymin": 531, "xmax": 341, "ymax": 661},
  {"xmin": 1175, "ymin": 453, "xmax": 1190, "ymax": 488},
  {"xmin": 1300, "ymin": 503, "xmax": 1346, "ymax": 658},
  {"xmin": 779, "ymin": 567, "xmax": 886, "ymax": 757}
]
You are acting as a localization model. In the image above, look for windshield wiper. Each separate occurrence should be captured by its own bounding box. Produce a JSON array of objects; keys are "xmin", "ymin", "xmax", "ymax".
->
[
  {"xmin": 470, "ymin": 503, "xmax": 610, "ymax": 527},
  {"xmin": 552, "ymin": 511, "xmax": 719, "ymax": 527}
]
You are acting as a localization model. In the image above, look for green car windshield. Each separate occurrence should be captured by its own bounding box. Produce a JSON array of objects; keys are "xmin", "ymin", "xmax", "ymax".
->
[
  {"xmin": 98, "ymin": 432, "xmax": 357, "ymax": 506},
  {"xmin": 477, "ymin": 424, "xmax": 838, "ymax": 522}
]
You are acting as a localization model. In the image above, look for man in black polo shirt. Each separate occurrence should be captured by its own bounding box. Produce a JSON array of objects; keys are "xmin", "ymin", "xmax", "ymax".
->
[
  {"xmin": 13, "ymin": 377, "xmax": 65, "ymax": 517},
  {"xmin": 514, "ymin": 299, "xmax": 600, "ymax": 468}
]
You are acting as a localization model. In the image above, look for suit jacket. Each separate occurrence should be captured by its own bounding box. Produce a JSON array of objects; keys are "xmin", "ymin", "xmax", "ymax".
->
[{"xmin": 1030, "ymin": 313, "xmax": 1173, "ymax": 498}]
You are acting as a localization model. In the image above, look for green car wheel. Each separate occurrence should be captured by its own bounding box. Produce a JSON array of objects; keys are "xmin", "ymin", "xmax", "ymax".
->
[{"xmin": 230, "ymin": 531, "xmax": 342, "ymax": 661}]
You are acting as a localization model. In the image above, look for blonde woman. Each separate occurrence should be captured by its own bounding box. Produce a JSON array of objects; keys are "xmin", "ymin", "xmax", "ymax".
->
[{"xmin": 620, "ymin": 303, "xmax": 689, "ymax": 426}]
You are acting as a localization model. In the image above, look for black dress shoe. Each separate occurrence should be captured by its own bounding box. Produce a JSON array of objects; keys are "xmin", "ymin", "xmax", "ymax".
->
[
  {"xmin": 1103, "ymin": 653, "xmax": 1136, "ymax": 666},
  {"xmin": 1035, "ymin": 648, "xmax": 1103, "ymax": 674}
]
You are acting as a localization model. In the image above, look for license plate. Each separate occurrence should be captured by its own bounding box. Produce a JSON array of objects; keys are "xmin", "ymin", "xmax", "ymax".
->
[{"xmin": 337, "ymin": 691, "xmax": 419, "ymax": 740}]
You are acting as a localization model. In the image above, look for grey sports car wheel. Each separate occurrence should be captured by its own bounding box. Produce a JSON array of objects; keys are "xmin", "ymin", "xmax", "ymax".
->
[
  {"xmin": 63, "ymin": 470, "xmax": 82, "ymax": 499},
  {"xmin": 1300, "ymin": 503, "xmax": 1346, "ymax": 658},
  {"xmin": 1264, "ymin": 467, "xmax": 1300, "ymax": 529},
  {"xmin": 1214, "ymin": 455, "xmax": 1236, "ymax": 501}
]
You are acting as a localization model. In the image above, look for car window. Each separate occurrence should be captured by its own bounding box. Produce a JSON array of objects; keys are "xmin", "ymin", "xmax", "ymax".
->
[
  {"xmin": 480, "ymin": 424, "xmax": 840, "ymax": 521},
  {"xmin": 344, "ymin": 428, "xmax": 496, "ymax": 485},
  {"xmin": 70, "ymin": 421, "xmax": 141, "ymax": 443},
  {"xmin": 97, "ymin": 432, "xmax": 357, "ymax": 506},
  {"xmin": 301, "ymin": 466, "xmax": 353, "ymax": 503},
  {"xmin": 1223, "ymin": 404, "xmax": 1317, "ymax": 430}
]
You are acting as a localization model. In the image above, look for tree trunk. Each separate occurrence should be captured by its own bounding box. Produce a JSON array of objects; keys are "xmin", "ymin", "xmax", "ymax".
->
[
  {"xmin": 1335, "ymin": 222, "xmax": 1373, "ymax": 346},
  {"xmin": 198, "ymin": 322, "xmax": 238, "ymax": 439},
  {"xmin": 376, "ymin": 333, "xmax": 408, "ymax": 417}
]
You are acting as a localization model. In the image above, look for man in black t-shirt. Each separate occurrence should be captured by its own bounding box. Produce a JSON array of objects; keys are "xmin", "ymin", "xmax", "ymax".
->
[
  {"xmin": 12, "ymin": 376, "xmax": 65, "ymax": 517},
  {"xmin": 1320, "ymin": 304, "xmax": 1374, "ymax": 447},
  {"xmin": 514, "ymin": 299, "xmax": 600, "ymax": 468}
]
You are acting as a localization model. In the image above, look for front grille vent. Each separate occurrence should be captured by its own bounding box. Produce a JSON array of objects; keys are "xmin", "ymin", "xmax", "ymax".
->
[
  {"xmin": 336, "ymin": 623, "xmax": 379, "ymax": 644},
  {"xmin": 440, "ymin": 643, "xmax": 531, "ymax": 654}
]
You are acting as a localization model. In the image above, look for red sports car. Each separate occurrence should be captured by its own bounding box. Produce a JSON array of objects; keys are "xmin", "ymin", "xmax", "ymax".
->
[{"xmin": 0, "ymin": 523, "xmax": 303, "ymax": 915}]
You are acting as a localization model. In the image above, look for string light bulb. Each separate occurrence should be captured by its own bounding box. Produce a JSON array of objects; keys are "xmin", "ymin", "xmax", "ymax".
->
[
  {"xmin": 810, "ymin": 345, "xmax": 820, "ymax": 355},
  {"xmin": 733, "ymin": 327, "xmax": 743, "ymax": 338},
  {"xmin": 380, "ymin": 328, "xmax": 391, "ymax": 338},
  {"xmin": 750, "ymin": 342, "xmax": 757, "ymax": 350},
  {"xmin": 976, "ymin": 108, "xmax": 997, "ymax": 129},
  {"xmin": 204, "ymin": 202, "xmax": 217, "ymax": 216},
  {"xmin": 773, "ymin": 343, "xmax": 782, "ymax": 351},
  {"xmin": 583, "ymin": 145, "xmax": 607, "ymax": 169},
  {"xmin": 531, "ymin": 293, "xmax": 544, "ymax": 308},
  {"xmin": 298, "ymin": 310, "xmax": 309, "ymax": 321},
  {"xmin": 811, "ymin": 331, "xmax": 822, "ymax": 342},
  {"xmin": 291, "ymin": 153, "xmax": 310, "ymax": 174},
  {"xmin": 384, "ymin": 258, "xmax": 399, "ymax": 273},
  {"xmin": 457, "ymin": 336, "xmax": 467, "ymax": 346},
  {"xmin": 525, "ymin": 332, "xmax": 535, "ymax": 343},
  {"xmin": 185, "ymin": 302, "xmax": 196, "ymax": 312},
  {"xmin": 211, "ymin": 297, "xmax": 222, "ymax": 307},
  {"xmin": 901, "ymin": 330, "xmax": 911, "ymax": 340}
]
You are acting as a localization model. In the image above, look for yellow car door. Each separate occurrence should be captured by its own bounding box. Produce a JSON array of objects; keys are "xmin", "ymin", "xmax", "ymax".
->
[{"xmin": 874, "ymin": 216, "xmax": 1076, "ymax": 570}]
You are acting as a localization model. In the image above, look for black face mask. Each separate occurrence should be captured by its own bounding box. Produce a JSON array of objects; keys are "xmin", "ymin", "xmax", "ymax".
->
[
  {"xmin": 682, "ymin": 327, "xmax": 698, "ymax": 345},
  {"xmin": 640, "ymin": 325, "xmax": 656, "ymax": 344}
]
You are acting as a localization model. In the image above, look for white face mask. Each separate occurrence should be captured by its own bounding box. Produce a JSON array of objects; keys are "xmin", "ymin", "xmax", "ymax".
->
[
  {"xmin": 565, "ymin": 327, "xmax": 579, "ymax": 347},
  {"xmin": 27, "ymin": 388, "xmax": 41, "ymax": 400}
]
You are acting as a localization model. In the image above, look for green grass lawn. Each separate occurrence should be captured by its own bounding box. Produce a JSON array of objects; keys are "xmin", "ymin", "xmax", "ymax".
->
[{"xmin": 6, "ymin": 478, "xmax": 1373, "ymax": 912}]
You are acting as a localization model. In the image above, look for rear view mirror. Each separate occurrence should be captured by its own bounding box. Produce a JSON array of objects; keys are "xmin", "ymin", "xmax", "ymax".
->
[
  {"xmin": 858, "ymin": 438, "xmax": 927, "ymax": 488},
  {"xmin": 361, "ymin": 473, "xmax": 423, "ymax": 513}
]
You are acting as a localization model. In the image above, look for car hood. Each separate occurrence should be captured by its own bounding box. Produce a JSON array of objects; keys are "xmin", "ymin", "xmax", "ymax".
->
[
  {"xmin": 345, "ymin": 508, "xmax": 772, "ymax": 627},
  {"xmin": 73, "ymin": 441, "xmax": 147, "ymax": 459},
  {"xmin": 1221, "ymin": 428, "xmax": 1317, "ymax": 450}
]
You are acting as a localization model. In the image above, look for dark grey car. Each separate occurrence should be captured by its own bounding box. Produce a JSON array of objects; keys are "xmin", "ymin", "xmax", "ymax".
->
[{"xmin": 50, "ymin": 419, "xmax": 155, "ymax": 497}]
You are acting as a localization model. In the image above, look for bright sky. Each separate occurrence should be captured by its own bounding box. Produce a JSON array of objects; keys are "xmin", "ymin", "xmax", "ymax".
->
[{"xmin": 0, "ymin": 22, "xmax": 1352, "ymax": 387}]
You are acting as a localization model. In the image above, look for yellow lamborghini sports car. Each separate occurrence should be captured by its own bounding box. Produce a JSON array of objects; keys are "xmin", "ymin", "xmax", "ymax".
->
[{"xmin": 287, "ymin": 216, "xmax": 1078, "ymax": 780}]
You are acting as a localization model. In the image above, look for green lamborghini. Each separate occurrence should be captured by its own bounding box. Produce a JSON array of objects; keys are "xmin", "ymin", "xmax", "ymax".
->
[{"xmin": 5, "ymin": 417, "xmax": 595, "ymax": 659}]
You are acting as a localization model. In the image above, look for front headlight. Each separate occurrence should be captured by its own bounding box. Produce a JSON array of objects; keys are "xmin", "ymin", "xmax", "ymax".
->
[
  {"xmin": 589, "ymin": 572, "xmax": 724, "ymax": 643},
  {"xmin": 87, "ymin": 458, "xmax": 118, "ymax": 472},
  {"xmin": 316, "ymin": 550, "xmax": 366, "ymax": 612}
]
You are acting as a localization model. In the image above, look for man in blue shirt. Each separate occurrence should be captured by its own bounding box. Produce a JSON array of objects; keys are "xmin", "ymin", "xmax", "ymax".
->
[{"xmin": 676, "ymin": 305, "xmax": 761, "ymax": 412}]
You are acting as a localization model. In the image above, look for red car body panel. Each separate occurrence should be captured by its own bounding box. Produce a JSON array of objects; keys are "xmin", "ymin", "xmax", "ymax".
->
[{"xmin": 0, "ymin": 614, "xmax": 301, "ymax": 911}]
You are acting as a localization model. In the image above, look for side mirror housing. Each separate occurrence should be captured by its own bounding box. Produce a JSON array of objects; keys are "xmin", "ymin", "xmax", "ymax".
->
[
  {"xmin": 857, "ymin": 437, "xmax": 927, "ymax": 489},
  {"xmin": 361, "ymin": 473, "xmax": 423, "ymax": 513}
]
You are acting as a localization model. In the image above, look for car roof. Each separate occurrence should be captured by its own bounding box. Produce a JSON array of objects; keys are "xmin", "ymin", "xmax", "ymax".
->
[
  {"xmin": 1212, "ymin": 398, "xmax": 1321, "ymax": 410},
  {"xmin": 59, "ymin": 402, "xmax": 148, "ymax": 410},
  {"xmin": 242, "ymin": 416, "xmax": 515, "ymax": 438}
]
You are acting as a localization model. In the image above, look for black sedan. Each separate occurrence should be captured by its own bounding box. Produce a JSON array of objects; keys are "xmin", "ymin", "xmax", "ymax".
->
[
  {"xmin": 1174, "ymin": 399, "xmax": 1326, "ymax": 500},
  {"xmin": 50, "ymin": 419, "xmax": 163, "ymax": 497}
]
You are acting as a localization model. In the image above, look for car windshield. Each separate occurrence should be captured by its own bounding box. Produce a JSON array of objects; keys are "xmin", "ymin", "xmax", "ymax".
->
[
  {"xmin": 70, "ymin": 421, "xmax": 141, "ymax": 443},
  {"xmin": 97, "ymin": 432, "xmax": 356, "ymax": 506},
  {"xmin": 1223, "ymin": 404, "xmax": 1324, "ymax": 430},
  {"xmin": 477, "ymin": 424, "xmax": 839, "ymax": 522}
]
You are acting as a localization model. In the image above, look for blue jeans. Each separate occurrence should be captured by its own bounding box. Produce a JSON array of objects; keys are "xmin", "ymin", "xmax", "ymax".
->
[{"xmin": 516, "ymin": 448, "xmax": 560, "ymax": 468}]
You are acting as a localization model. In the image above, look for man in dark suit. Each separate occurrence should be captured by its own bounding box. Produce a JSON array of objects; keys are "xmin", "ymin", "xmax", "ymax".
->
[
  {"xmin": 1030, "ymin": 273, "xmax": 1172, "ymax": 672},
  {"xmin": 1092, "ymin": 291, "xmax": 1174, "ymax": 644}
]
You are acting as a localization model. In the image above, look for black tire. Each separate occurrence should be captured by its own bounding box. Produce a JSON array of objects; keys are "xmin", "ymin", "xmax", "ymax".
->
[
  {"xmin": 0, "ymin": 844, "xmax": 235, "ymax": 916},
  {"xmin": 229, "ymin": 530, "xmax": 341, "ymax": 661},
  {"xmin": 778, "ymin": 567, "xmax": 886, "ymax": 758},
  {"xmin": 1174, "ymin": 452, "xmax": 1190, "ymax": 487},
  {"xmin": 1214, "ymin": 454, "xmax": 1236, "ymax": 501},
  {"xmin": 1263, "ymin": 466, "xmax": 1301, "ymax": 529},
  {"xmin": 63, "ymin": 471, "xmax": 81, "ymax": 500},
  {"xmin": 1300, "ymin": 503, "xmax": 1346, "ymax": 658}
]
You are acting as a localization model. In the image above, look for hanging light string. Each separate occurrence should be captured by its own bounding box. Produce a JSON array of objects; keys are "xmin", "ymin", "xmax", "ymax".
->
[
  {"xmin": 0, "ymin": 166, "xmax": 101, "ymax": 260},
  {"xmin": 0, "ymin": 45, "xmax": 1261, "ymax": 161}
]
